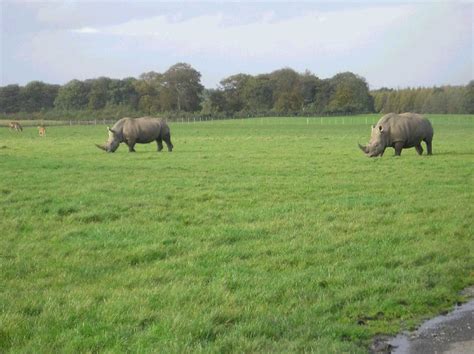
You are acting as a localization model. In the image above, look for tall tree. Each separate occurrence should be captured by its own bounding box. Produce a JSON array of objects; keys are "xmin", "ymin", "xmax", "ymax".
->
[
  {"xmin": 398, "ymin": 88, "xmax": 415, "ymax": 113},
  {"xmin": 107, "ymin": 78, "xmax": 139, "ymax": 108},
  {"xmin": 371, "ymin": 85, "xmax": 469, "ymax": 114},
  {"xmin": 201, "ymin": 89, "xmax": 227, "ymax": 115},
  {"xmin": 311, "ymin": 79, "xmax": 333, "ymax": 114},
  {"xmin": 54, "ymin": 80, "xmax": 91, "ymax": 110},
  {"xmin": 243, "ymin": 75, "xmax": 273, "ymax": 112},
  {"xmin": 327, "ymin": 72, "xmax": 373, "ymax": 113},
  {"xmin": 372, "ymin": 89, "xmax": 392, "ymax": 113},
  {"xmin": 0, "ymin": 84, "xmax": 22, "ymax": 113},
  {"xmin": 161, "ymin": 63, "xmax": 203, "ymax": 111},
  {"xmin": 220, "ymin": 73, "xmax": 252, "ymax": 113},
  {"xmin": 463, "ymin": 81, "xmax": 474, "ymax": 114},
  {"xmin": 139, "ymin": 71, "xmax": 163, "ymax": 83},
  {"xmin": 413, "ymin": 88, "xmax": 429, "ymax": 113},
  {"xmin": 269, "ymin": 68, "xmax": 303, "ymax": 113},
  {"xmin": 22, "ymin": 81, "xmax": 59, "ymax": 112},
  {"xmin": 300, "ymin": 71, "xmax": 321, "ymax": 109},
  {"xmin": 87, "ymin": 77, "xmax": 111, "ymax": 110},
  {"xmin": 134, "ymin": 76, "xmax": 160, "ymax": 113}
]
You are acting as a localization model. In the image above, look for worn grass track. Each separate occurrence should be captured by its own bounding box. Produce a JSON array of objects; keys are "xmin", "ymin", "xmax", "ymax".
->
[{"xmin": 1, "ymin": 115, "xmax": 473, "ymax": 353}]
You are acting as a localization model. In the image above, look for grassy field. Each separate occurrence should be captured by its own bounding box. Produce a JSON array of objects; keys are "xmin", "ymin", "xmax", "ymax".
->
[{"xmin": 1, "ymin": 114, "xmax": 473, "ymax": 353}]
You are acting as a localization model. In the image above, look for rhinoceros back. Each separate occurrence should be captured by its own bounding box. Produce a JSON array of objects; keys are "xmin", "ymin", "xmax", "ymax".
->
[
  {"xmin": 380, "ymin": 113, "xmax": 433, "ymax": 148},
  {"xmin": 122, "ymin": 117, "xmax": 167, "ymax": 144}
]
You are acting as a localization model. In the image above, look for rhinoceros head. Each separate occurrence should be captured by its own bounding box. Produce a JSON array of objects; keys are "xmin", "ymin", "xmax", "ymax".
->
[
  {"xmin": 358, "ymin": 124, "xmax": 387, "ymax": 157},
  {"xmin": 95, "ymin": 127, "xmax": 120, "ymax": 153}
]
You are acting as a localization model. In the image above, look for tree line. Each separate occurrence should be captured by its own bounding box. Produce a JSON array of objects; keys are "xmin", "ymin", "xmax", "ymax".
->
[
  {"xmin": 0, "ymin": 62, "xmax": 472, "ymax": 120},
  {"xmin": 0, "ymin": 63, "xmax": 203, "ymax": 116},
  {"xmin": 372, "ymin": 84, "xmax": 473, "ymax": 115},
  {"xmin": 203, "ymin": 69, "xmax": 376, "ymax": 116}
]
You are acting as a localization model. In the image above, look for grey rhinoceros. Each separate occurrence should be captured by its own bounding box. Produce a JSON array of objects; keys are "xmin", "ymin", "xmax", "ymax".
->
[
  {"xmin": 96, "ymin": 117, "xmax": 173, "ymax": 153},
  {"xmin": 358, "ymin": 113, "xmax": 433, "ymax": 157}
]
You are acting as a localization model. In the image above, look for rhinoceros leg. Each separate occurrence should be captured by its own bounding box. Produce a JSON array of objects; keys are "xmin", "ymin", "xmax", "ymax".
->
[
  {"xmin": 394, "ymin": 142, "xmax": 404, "ymax": 156},
  {"xmin": 425, "ymin": 138, "xmax": 433, "ymax": 155},
  {"xmin": 126, "ymin": 140, "xmax": 136, "ymax": 152},
  {"xmin": 415, "ymin": 144, "xmax": 423, "ymax": 155},
  {"xmin": 156, "ymin": 138, "xmax": 164, "ymax": 152},
  {"xmin": 164, "ymin": 134, "xmax": 173, "ymax": 152}
]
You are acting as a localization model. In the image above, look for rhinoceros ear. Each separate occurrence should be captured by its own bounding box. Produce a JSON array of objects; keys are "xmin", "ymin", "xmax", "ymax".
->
[
  {"xmin": 108, "ymin": 127, "xmax": 116, "ymax": 134},
  {"xmin": 378, "ymin": 126, "xmax": 384, "ymax": 133}
]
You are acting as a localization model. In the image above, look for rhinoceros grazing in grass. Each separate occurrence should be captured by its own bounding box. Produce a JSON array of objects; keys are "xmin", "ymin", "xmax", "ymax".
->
[
  {"xmin": 96, "ymin": 117, "xmax": 173, "ymax": 153},
  {"xmin": 358, "ymin": 113, "xmax": 433, "ymax": 157}
]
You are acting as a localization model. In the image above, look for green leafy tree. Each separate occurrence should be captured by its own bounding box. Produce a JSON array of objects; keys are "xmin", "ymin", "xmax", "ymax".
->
[
  {"xmin": 398, "ymin": 88, "xmax": 415, "ymax": 113},
  {"xmin": 269, "ymin": 68, "xmax": 303, "ymax": 113},
  {"xmin": 274, "ymin": 90, "xmax": 303, "ymax": 113},
  {"xmin": 327, "ymin": 72, "xmax": 373, "ymax": 113},
  {"xmin": 463, "ymin": 81, "xmax": 474, "ymax": 114},
  {"xmin": 311, "ymin": 79, "xmax": 333, "ymax": 114},
  {"xmin": 428, "ymin": 87, "xmax": 448, "ymax": 113},
  {"xmin": 136, "ymin": 71, "xmax": 163, "ymax": 112},
  {"xmin": 413, "ymin": 88, "xmax": 427, "ymax": 113},
  {"xmin": 371, "ymin": 86, "xmax": 469, "ymax": 114},
  {"xmin": 158, "ymin": 89, "xmax": 175, "ymax": 112},
  {"xmin": 383, "ymin": 91, "xmax": 401, "ymax": 113},
  {"xmin": 87, "ymin": 77, "xmax": 111, "ymax": 110},
  {"xmin": 243, "ymin": 75, "xmax": 273, "ymax": 112},
  {"xmin": 21, "ymin": 81, "xmax": 59, "ymax": 112},
  {"xmin": 0, "ymin": 84, "xmax": 22, "ymax": 113},
  {"xmin": 54, "ymin": 80, "xmax": 91, "ymax": 110},
  {"xmin": 204, "ymin": 89, "xmax": 227, "ymax": 114},
  {"xmin": 300, "ymin": 71, "xmax": 321, "ymax": 110},
  {"xmin": 220, "ymin": 73, "xmax": 252, "ymax": 113},
  {"xmin": 139, "ymin": 71, "xmax": 163, "ymax": 83},
  {"xmin": 107, "ymin": 79, "xmax": 140, "ymax": 108},
  {"xmin": 134, "ymin": 77, "xmax": 160, "ymax": 113},
  {"xmin": 372, "ymin": 89, "xmax": 393, "ymax": 113},
  {"xmin": 162, "ymin": 63, "xmax": 203, "ymax": 111},
  {"xmin": 444, "ymin": 86, "xmax": 464, "ymax": 114}
]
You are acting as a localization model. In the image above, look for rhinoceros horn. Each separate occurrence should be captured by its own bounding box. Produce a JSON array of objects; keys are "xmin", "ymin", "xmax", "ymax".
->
[
  {"xmin": 95, "ymin": 143, "xmax": 107, "ymax": 151},
  {"xmin": 358, "ymin": 143, "xmax": 368, "ymax": 154}
]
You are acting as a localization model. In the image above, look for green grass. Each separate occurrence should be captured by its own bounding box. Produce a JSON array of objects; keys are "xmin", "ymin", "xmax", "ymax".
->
[{"xmin": 1, "ymin": 114, "xmax": 473, "ymax": 353}]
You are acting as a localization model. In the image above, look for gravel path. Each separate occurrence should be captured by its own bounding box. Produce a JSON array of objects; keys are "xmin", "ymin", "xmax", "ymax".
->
[
  {"xmin": 371, "ymin": 286, "xmax": 474, "ymax": 353},
  {"xmin": 389, "ymin": 299, "xmax": 474, "ymax": 354}
]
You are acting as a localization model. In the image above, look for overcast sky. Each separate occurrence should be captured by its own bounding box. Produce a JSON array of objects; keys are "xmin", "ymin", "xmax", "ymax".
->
[{"xmin": 0, "ymin": 0, "xmax": 472, "ymax": 89}]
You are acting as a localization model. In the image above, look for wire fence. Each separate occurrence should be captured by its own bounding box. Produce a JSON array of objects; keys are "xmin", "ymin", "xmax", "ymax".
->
[
  {"xmin": 171, "ymin": 115, "xmax": 474, "ymax": 126},
  {"xmin": 0, "ymin": 119, "xmax": 117, "ymax": 128},
  {"xmin": 1, "ymin": 115, "xmax": 473, "ymax": 128}
]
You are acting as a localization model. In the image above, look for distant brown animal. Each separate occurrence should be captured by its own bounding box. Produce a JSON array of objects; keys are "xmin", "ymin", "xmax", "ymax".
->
[
  {"xmin": 9, "ymin": 122, "xmax": 23, "ymax": 132},
  {"xmin": 38, "ymin": 126, "xmax": 46, "ymax": 137}
]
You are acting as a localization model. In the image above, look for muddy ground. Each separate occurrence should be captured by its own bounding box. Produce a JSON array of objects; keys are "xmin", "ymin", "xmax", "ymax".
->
[{"xmin": 371, "ymin": 286, "xmax": 474, "ymax": 353}]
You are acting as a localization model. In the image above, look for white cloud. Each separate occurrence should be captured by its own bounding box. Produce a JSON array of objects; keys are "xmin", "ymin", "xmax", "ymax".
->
[
  {"xmin": 5, "ymin": 2, "xmax": 472, "ymax": 88},
  {"xmin": 70, "ymin": 5, "xmax": 413, "ymax": 59},
  {"xmin": 73, "ymin": 27, "xmax": 99, "ymax": 34}
]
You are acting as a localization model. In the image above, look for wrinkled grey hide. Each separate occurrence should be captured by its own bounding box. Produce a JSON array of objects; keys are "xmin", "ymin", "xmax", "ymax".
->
[
  {"xmin": 96, "ymin": 117, "xmax": 173, "ymax": 153},
  {"xmin": 358, "ymin": 113, "xmax": 433, "ymax": 157}
]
